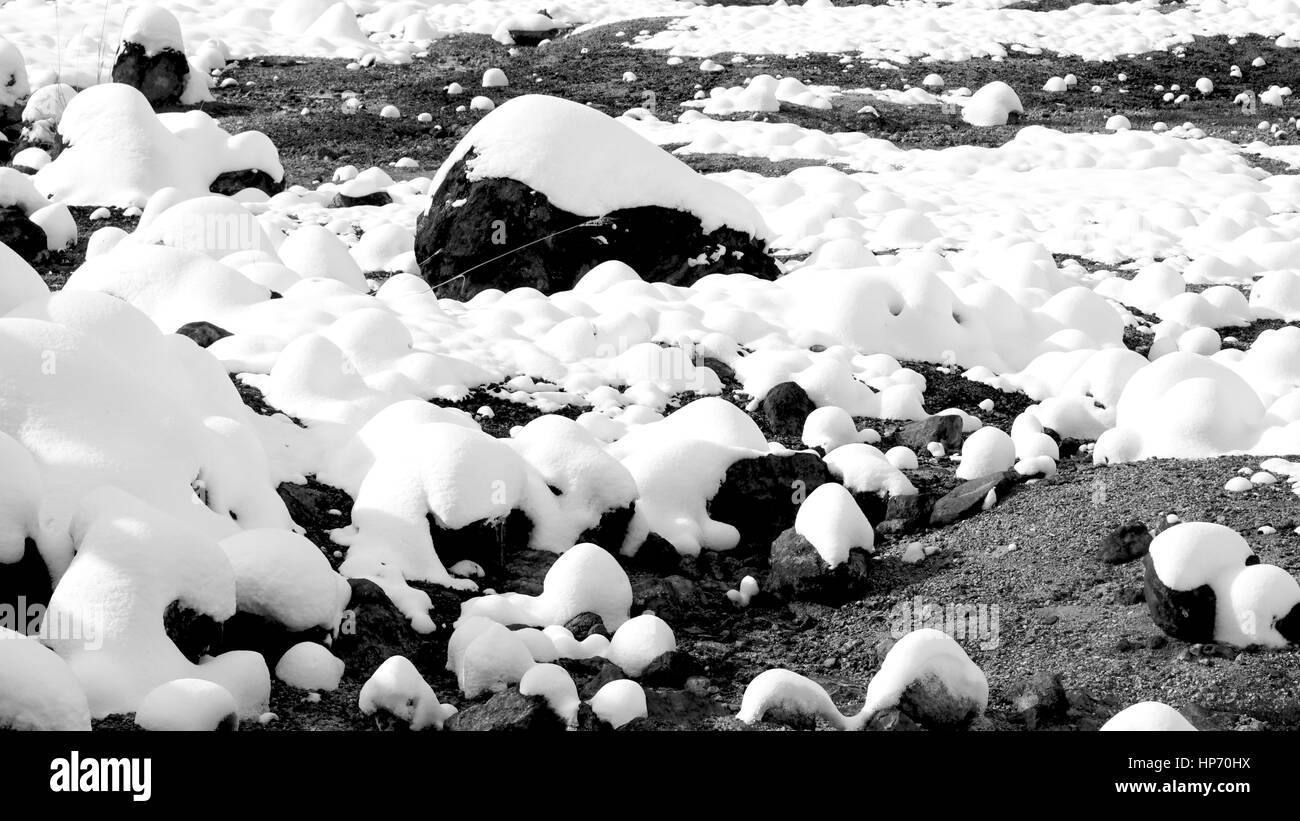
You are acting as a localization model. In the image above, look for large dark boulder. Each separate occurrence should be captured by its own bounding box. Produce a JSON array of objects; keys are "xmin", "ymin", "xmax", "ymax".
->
[
  {"xmin": 1142, "ymin": 554, "xmax": 1218, "ymax": 643},
  {"xmin": 210, "ymin": 169, "xmax": 285, "ymax": 198},
  {"xmin": 428, "ymin": 508, "xmax": 533, "ymax": 574},
  {"xmin": 710, "ymin": 452, "xmax": 835, "ymax": 552},
  {"xmin": 414, "ymin": 155, "xmax": 780, "ymax": 299},
  {"xmin": 112, "ymin": 42, "xmax": 189, "ymax": 108}
]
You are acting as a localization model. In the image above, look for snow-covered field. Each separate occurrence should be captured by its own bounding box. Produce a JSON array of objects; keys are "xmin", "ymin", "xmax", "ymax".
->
[{"xmin": 3, "ymin": 0, "xmax": 1300, "ymax": 739}]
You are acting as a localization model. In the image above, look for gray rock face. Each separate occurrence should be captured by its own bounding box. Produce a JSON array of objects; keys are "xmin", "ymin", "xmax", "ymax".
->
[
  {"xmin": 710, "ymin": 452, "xmax": 835, "ymax": 552},
  {"xmin": 766, "ymin": 528, "xmax": 870, "ymax": 605},
  {"xmin": 1142, "ymin": 553, "xmax": 1219, "ymax": 643},
  {"xmin": 444, "ymin": 689, "xmax": 567, "ymax": 731},
  {"xmin": 112, "ymin": 43, "xmax": 189, "ymax": 107},
  {"xmin": 897, "ymin": 415, "xmax": 963, "ymax": 453},
  {"xmin": 928, "ymin": 470, "xmax": 1022, "ymax": 527},
  {"xmin": 1012, "ymin": 672, "xmax": 1068, "ymax": 729},
  {"xmin": 896, "ymin": 671, "xmax": 984, "ymax": 728}
]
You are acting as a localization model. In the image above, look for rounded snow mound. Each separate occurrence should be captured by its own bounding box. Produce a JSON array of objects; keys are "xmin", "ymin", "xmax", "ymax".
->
[
  {"xmin": 590, "ymin": 679, "xmax": 647, "ymax": 728},
  {"xmin": 135, "ymin": 679, "xmax": 238, "ymax": 731},
  {"xmin": 862, "ymin": 628, "xmax": 988, "ymax": 717},
  {"xmin": 275, "ymin": 643, "xmax": 345, "ymax": 691},
  {"xmin": 961, "ymin": 81, "xmax": 1023, "ymax": 127},
  {"xmin": 0, "ymin": 628, "xmax": 91, "ymax": 731},
  {"xmin": 458, "ymin": 542, "xmax": 633, "ymax": 632},
  {"xmin": 428, "ymin": 94, "xmax": 771, "ymax": 240},
  {"xmin": 121, "ymin": 4, "xmax": 185, "ymax": 55},
  {"xmin": 1095, "ymin": 352, "xmax": 1267, "ymax": 462},
  {"xmin": 359, "ymin": 655, "xmax": 455, "ymax": 730},
  {"xmin": 1101, "ymin": 701, "xmax": 1197, "ymax": 731},
  {"xmin": 0, "ymin": 37, "xmax": 29, "ymax": 108}
]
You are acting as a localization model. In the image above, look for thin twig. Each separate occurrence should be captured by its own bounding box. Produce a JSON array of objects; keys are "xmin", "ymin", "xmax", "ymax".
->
[{"xmin": 421, "ymin": 217, "xmax": 610, "ymax": 294}]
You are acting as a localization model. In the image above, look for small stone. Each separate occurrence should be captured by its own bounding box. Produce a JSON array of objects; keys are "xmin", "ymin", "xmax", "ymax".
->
[
  {"xmin": 1012, "ymin": 672, "xmax": 1068, "ymax": 729},
  {"xmin": 562, "ymin": 612, "xmax": 610, "ymax": 641},
  {"xmin": 760, "ymin": 381, "xmax": 816, "ymax": 437},
  {"xmin": 1097, "ymin": 522, "xmax": 1152, "ymax": 565},
  {"xmin": 897, "ymin": 416, "xmax": 963, "ymax": 453}
]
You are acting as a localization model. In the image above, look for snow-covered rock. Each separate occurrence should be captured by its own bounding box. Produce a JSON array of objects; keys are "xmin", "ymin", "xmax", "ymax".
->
[
  {"xmin": 459, "ymin": 543, "xmax": 633, "ymax": 631},
  {"xmin": 359, "ymin": 655, "xmax": 455, "ymax": 730},
  {"xmin": 135, "ymin": 678, "xmax": 239, "ymax": 731},
  {"xmin": 1101, "ymin": 701, "xmax": 1197, "ymax": 731},
  {"xmin": 35, "ymin": 84, "xmax": 283, "ymax": 207},
  {"xmin": 274, "ymin": 643, "xmax": 345, "ymax": 691},
  {"xmin": 589, "ymin": 679, "xmax": 647, "ymax": 728},
  {"xmin": 44, "ymin": 487, "xmax": 270, "ymax": 719},
  {"xmin": 0, "ymin": 627, "xmax": 91, "ymax": 730},
  {"xmin": 606, "ymin": 613, "xmax": 676, "ymax": 676}
]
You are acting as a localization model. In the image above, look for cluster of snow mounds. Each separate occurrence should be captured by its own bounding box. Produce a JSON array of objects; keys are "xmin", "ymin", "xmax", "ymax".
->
[
  {"xmin": 35, "ymin": 83, "xmax": 283, "ymax": 207},
  {"xmin": 626, "ymin": 117, "xmax": 1291, "ymax": 268},
  {"xmin": 738, "ymin": 629, "xmax": 987, "ymax": 729},
  {"xmin": 45, "ymin": 487, "xmax": 271, "ymax": 719},
  {"xmin": 1090, "ymin": 332, "xmax": 1300, "ymax": 462},
  {"xmin": 444, "ymin": 548, "xmax": 673, "ymax": 718},
  {"xmin": 683, "ymin": 74, "xmax": 834, "ymax": 115},
  {"xmin": 633, "ymin": 0, "xmax": 1300, "ymax": 61},
  {"xmin": 330, "ymin": 413, "xmax": 638, "ymax": 598},
  {"xmin": 0, "ymin": 289, "xmax": 292, "ymax": 549},
  {"xmin": 1144, "ymin": 522, "xmax": 1300, "ymax": 649},
  {"xmin": 458, "ymin": 543, "xmax": 633, "ymax": 631},
  {"xmin": 0, "ymin": 0, "xmax": 699, "ymax": 84}
]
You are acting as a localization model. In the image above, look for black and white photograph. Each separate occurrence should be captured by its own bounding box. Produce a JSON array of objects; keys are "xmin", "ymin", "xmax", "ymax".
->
[{"xmin": 0, "ymin": 0, "xmax": 1293, "ymax": 806}]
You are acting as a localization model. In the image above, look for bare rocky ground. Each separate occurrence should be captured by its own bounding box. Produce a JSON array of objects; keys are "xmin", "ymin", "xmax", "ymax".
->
[{"xmin": 58, "ymin": 14, "xmax": 1300, "ymax": 731}]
